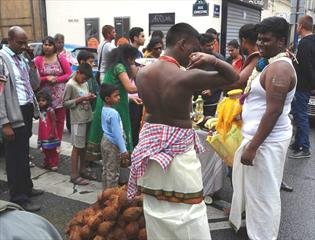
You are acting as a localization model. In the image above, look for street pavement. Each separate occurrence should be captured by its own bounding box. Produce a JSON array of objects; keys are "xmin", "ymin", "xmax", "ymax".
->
[{"xmin": 0, "ymin": 119, "xmax": 314, "ymax": 240}]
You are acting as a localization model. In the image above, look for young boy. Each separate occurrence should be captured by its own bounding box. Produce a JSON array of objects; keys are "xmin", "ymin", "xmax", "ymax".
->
[
  {"xmin": 76, "ymin": 50, "xmax": 99, "ymax": 109},
  {"xmin": 66, "ymin": 50, "xmax": 99, "ymax": 133},
  {"xmin": 99, "ymin": 83, "xmax": 129, "ymax": 189},
  {"xmin": 63, "ymin": 63, "xmax": 96, "ymax": 185}
]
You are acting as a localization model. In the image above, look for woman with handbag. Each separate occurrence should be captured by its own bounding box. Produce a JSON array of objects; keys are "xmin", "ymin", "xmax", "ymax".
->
[{"xmin": 34, "ymin": 36, "xmax": 71, "ymax": 151}]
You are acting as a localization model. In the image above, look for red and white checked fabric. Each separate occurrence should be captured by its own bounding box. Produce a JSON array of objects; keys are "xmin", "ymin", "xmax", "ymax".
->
[{"xmin": 127, "ymin": 122, "xmax": 205, "ymax": 199}]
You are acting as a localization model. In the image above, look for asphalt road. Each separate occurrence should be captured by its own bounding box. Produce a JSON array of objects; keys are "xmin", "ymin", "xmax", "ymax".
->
[{"xmin": 0, "ymin": 119, "xmax": 314, "ymax": 240}]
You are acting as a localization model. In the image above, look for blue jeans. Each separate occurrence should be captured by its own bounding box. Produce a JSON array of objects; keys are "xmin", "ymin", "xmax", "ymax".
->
[{"xmin": 291, "ymin": 90, "xmax": 311, "ymax": 151}]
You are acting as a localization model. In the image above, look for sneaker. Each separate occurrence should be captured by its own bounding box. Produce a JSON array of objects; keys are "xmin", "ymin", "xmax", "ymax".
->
[
  {"xmin": 288, "ymin": 150, "xmax": 311, "ymax": 159},
  {"xmin": 20, "ymin": 201, "xmax": 41, "ymax": 212}
]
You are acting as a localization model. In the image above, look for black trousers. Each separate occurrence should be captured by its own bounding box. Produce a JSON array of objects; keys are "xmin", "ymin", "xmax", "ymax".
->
[
  {"xmin": 129, "ymin": 102, "xmax": 143, "ymax": 147},
  {"xmin": 5, "ymin": 104, "xmax": 33, "ymax": 204}
]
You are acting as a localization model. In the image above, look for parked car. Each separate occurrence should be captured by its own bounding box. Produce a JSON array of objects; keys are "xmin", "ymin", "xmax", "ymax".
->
[
  {"xmin": 71, "ymin": 47, "xmax": 98, "ymax": 75},
  {"xmin": 29, "ymin": 42, "xmax": 83, "ymax": 58},
  {"xmin": 307, "ymin": 93, "xmax": 315, "ymax": 118}
]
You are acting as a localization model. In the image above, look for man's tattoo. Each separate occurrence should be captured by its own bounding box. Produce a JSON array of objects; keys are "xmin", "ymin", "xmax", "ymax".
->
[
  {"xmin": 271, "ymin": 92, "xmax": 286, "ymax": 100},
  {"xmin": 271, "ymin": 76, "xmax": 287, "ymax": 87},
  {"xmin": 270, "ymin": 76, "xmax": 288, "ymax": 100}
]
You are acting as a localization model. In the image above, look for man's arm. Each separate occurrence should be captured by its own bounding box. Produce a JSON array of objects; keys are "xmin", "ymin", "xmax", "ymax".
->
[
  {"xmin": 221, "ymin": 55, "xmax": 259, "ymax": 90},
  {"xmin": 0, "ymin": 59, "xmax": 15, "ymax": 141},
  {"xmin": 241, "ymin": 61, "xmax": 295, "ymax": 166},
  {"xmin": 182, "ymin": 53, "xmax": 239, "ymax": 91}
]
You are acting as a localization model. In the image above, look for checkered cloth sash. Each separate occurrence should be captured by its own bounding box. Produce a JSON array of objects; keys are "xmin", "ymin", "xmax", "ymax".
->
[{"xmin": 127, "ymin": 122, "xmax": 204, "ymax": 199}]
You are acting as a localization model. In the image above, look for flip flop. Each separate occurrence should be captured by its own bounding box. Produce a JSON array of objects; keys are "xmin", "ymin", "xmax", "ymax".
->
[
  {"xmin": 80, "ymin": 169, "xmax": 97, "ymax": 181},
  {"xmin": 50, "ymin": 166, "xmax": 58, "ymax": 172},
  {"xmin": 70, "ymin": 176, "xmax": 89, "ymax": 185}
]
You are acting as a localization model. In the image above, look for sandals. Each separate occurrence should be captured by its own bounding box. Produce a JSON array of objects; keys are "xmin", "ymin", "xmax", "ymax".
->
[
  {"xmin": 80, "ymin": 168, "xmax": 97, "ymax": 181},
  {"xmin": 41, "ymin": 164, "xmax": 58, "ymax": 172},
  {"xmin": 70, "ymin": 176, "xmax": 89, "ymax": 185},
  {"xmin": 50, "ymin": 166, "xmax": 58, "ymax": 172}
]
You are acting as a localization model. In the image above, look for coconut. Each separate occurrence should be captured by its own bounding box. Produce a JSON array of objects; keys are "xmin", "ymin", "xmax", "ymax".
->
[
  {"xmin": 122, "ymin": 207, "xmax": 142, "ymax": 222},
  {"xmin": 97, "ymin": 221, "xmax": 114, "ymax": 236}
]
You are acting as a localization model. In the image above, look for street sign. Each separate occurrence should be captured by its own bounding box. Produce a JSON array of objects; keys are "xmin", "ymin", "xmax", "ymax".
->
[
  {"xmin": 213, "ymin": 4, "xmax": 220, "ymax": 17},
  {"xmin": 193, "ymin": 0, "xmax": 209, "ymax": 16}
]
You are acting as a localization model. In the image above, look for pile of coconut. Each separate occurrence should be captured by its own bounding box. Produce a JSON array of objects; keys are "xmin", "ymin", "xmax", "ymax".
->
[{"xmin": 66, "ymin": 185, "xmax": 146, "ymax": 240}]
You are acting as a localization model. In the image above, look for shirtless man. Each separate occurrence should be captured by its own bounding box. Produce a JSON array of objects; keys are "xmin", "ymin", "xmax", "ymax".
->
[{"xmin": 128, "ymin": 23, "xmax": 238, "ymax": 240}]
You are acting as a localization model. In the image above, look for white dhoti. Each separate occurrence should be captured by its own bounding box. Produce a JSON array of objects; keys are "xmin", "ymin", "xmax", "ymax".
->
[
  {"xmin": 229, "ymin": 137, "xmax": 291, "ymax": 240},
  {"xmin": 144, "ymin": 195, "xmax": 210, "ymax": 240},
  {"xmin": 138, "ymin": 145, "xmax": 211, "ymax": 240}
]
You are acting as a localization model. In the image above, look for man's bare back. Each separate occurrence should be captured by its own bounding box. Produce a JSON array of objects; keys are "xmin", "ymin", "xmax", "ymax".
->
[{"xmin": 136, "ymin": 53, "xmax": 239, "ymax": 128}]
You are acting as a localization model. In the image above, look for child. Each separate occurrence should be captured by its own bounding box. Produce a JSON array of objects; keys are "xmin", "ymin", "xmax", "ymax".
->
[
  {"xmin": 37, "ymin": 89, "xmax": 60, "ymax": 171},
  {"xmin": 63, "ymin": 63, "xmax": 96, "ymax": 185},
  {"xmin": 76, "ymin": 50, "xmax": 99, "ymax": 110},
  {"xmin": 66, "ymin": 50, "xmax": 99, "ymax": 133},
  {"xmin": 99, "ymin": 83, "xmax": 129, "ymax": 189}
]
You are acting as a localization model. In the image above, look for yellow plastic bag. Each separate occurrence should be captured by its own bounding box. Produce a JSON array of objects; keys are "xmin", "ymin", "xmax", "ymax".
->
[
  {"xmin": 206, "ymin": 89, "xmax": 243, "ymax": 166},
  {"xmin": 207, "ymin": 124, "xmax": 243, "ymax": 167},
  {"xmin": 216, "ymin": 90, "xmax": 243, "ymax": 139}
]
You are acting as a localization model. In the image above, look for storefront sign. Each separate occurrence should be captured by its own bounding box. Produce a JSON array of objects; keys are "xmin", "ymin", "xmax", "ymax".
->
[
  {"xmin": 193, "ymin": 0, "xmax": 209, "ymax": 16},
  {"xmin": 239, "ymin": 0, "xmax": 267, "ymax": 8},
  {"xmin": 149, "ymin": 13, "xmax": 175, "ymax": 25},
  {"xmin": 213, "ymin": 4, "xmax": 220, "ymax": 17}
]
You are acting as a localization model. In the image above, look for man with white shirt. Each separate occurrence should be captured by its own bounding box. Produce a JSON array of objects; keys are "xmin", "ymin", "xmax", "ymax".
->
[
  {"xmin": 229, "ymin": 17, "xmax": 297, "ymax": 239},
  {"xmin": 97, "ymin": 25, "xmax": 116, "ymax": 81}
]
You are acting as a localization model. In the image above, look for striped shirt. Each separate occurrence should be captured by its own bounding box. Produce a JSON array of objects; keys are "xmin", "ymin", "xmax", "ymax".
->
[
  {"xmin": 127, "ymin": 122, "xmax": 205, "ymax": 199},
  {"xmin": 1, "ymin": 46, "xmax": 33, "ymax": 105}
]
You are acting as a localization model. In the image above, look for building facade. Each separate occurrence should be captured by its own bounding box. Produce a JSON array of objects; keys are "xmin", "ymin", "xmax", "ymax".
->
[
  {"xmin": 0, "ymin": 0, "xmax": 47, "ymax": 41},
  {"xmin": 46, "ymin": 0, "xmax": 304, "ymax": 55}
]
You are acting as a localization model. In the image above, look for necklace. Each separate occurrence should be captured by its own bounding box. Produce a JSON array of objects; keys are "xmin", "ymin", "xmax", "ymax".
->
[
  {"xmin": 240, "ymin": 52, "xmax": 289, "ymax": 104},
  {"xmin": 159, "ymin": 56, "xmax": 181, "ymax": 68}
]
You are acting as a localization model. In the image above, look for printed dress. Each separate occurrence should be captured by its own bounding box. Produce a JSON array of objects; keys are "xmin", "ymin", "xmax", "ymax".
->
[{"xmin": 37, "ymin": 107, "xmax": 60, "ymax": 149}]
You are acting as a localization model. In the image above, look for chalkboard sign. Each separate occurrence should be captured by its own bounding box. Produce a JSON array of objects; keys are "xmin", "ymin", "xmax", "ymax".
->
[
  {"xmin": 149, "ymin": 13, "xmax": 175, "ymax": 25},
  {"xmin": 193, "ymin": 0, "xmax": 209, "ymax": 16}
]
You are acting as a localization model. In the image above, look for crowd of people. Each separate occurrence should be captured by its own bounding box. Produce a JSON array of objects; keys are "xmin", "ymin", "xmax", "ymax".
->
[{"xmin": 0, "ymin": 14, "xmax": 314, "ymax": 240}]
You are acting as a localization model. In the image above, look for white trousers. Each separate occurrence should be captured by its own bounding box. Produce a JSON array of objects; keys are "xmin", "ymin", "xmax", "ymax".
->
[
  {"xmin": 144, "ymin": 194, "xmax": 211, "ymax": 240},
  {"xmin": 139, "ymin": 145, "xmax": 211, "ymax": 239},
  {"xmin": 229, "ymin": 137, "xmax": 291, "ymax": 240}
]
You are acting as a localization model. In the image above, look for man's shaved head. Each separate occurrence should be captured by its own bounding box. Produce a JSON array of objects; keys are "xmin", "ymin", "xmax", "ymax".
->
[
  {"xmin": 7, "ymin": 26, "xmax": 28, "ymax": 54},
  {"xmin": 8, "ymin": 26, "xmax": 27, "ymax": 40}
]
